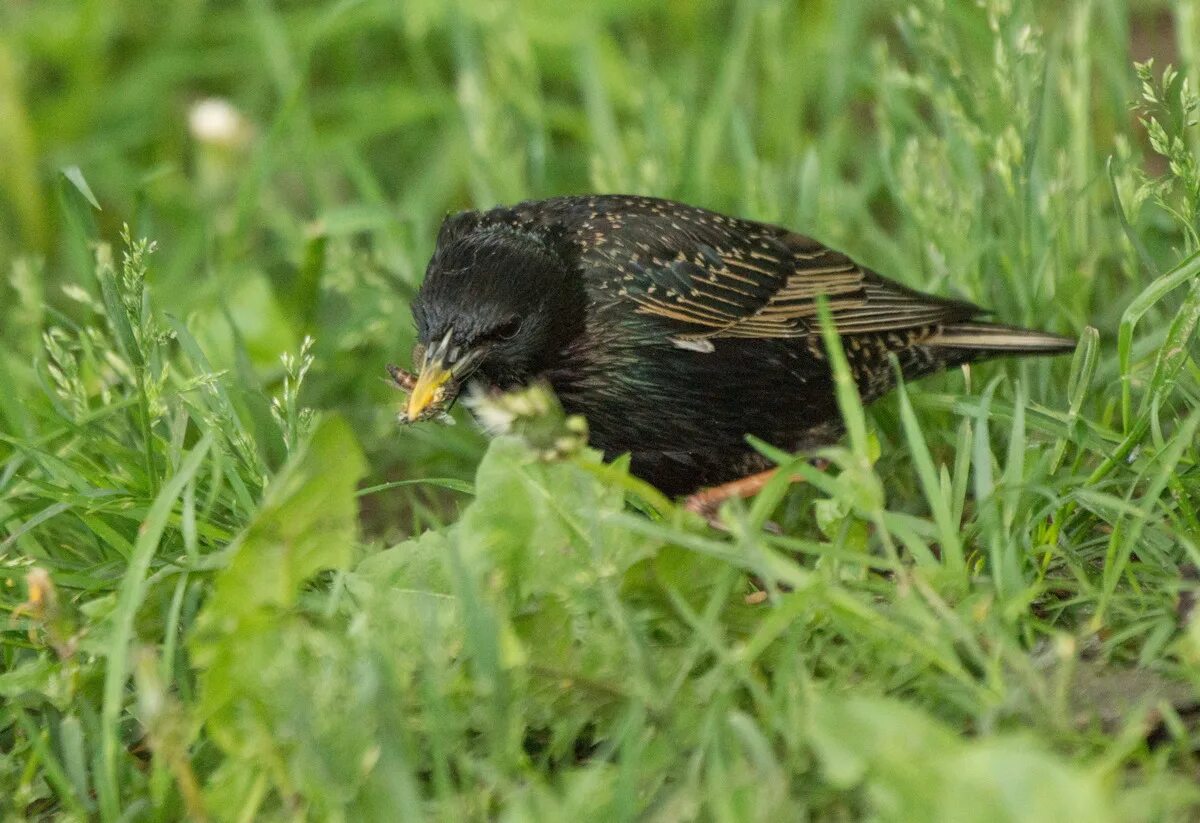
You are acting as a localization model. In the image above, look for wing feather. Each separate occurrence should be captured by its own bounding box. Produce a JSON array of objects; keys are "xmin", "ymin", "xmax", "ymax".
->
[{"xmin": 565, "ymin": 195, "xmax": 981, "ymax": 341}]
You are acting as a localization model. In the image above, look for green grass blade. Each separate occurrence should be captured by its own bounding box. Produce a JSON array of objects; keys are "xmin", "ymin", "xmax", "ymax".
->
[{"xmin": 98, "ymin": 433, "xmax": 213, "ymax": 821}]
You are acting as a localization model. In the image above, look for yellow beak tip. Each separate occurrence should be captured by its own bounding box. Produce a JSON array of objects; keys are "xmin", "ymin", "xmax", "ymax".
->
[{"xmin": 405, "ymin": 365, "xmax": 452, "ymax": 420}]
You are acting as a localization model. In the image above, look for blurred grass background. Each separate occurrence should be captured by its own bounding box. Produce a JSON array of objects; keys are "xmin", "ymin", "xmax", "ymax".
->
[{"xmin": 3, "ymin": 0, "xmax": 1200, "ymax": 819}]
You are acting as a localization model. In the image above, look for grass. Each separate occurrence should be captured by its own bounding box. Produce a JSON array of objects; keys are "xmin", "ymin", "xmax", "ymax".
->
[{"xmin": 3, "ymin": 0, "xmax": 1200, "ymax": 819}]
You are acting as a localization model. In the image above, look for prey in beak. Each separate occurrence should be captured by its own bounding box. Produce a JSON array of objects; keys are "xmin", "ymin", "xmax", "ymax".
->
[{"xmin": 389, "ymin": 329, "xmax": 487, "ymax": 424}]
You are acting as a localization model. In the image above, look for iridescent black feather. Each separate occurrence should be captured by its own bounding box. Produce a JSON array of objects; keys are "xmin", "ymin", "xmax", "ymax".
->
[{"xmin": 409, "ymin": 195, "xmax": 1075, "ymax": 495}]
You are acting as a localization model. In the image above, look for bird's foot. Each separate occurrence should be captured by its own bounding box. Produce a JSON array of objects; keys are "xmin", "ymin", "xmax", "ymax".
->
[
  {"xmin": 684, "ymin": 498, "xmax": 783, "ymax": 534},
  {"xmin": 684, "ymin": 460, "xmax": 829, "ymax": 532},
  {"xmin": 684, "ymin": 468, "xmax": 790, "ymax": 530}
]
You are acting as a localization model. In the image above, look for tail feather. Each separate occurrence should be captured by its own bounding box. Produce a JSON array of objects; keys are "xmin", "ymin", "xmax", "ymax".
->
[{"xmin": 927, "ymin": 322, "xmax": 1076, "ymax": 356}]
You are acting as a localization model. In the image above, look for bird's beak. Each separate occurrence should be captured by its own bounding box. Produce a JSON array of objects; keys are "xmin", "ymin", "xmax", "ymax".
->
[
  {"xmin": 407, "ymin": 330, "xmax": 455, "ymax": 420},
  {"xmin": 405, "ymin": 330, "xmax": 487, "ymax": 420},
  {"xmin": 406, "ymin": 360, "xmax": 453, "ymax": 420}
]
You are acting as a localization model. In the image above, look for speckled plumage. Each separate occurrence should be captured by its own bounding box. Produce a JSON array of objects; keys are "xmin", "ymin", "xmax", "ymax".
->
[{"xmin": 408, "ymin": 195, "xmax": 1075, "ymax": 495}]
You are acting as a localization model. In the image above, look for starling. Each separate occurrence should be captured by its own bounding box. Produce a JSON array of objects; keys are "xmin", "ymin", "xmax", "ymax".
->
[{"xmin": 399, "ymin": 195, "xmax": 1074, "ymax": 500}]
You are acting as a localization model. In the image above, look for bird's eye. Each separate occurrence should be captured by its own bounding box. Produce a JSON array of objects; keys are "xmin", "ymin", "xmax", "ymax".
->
[{"xmin": 492, "ymin": 317, "xmax": 521, "ymax": 342}]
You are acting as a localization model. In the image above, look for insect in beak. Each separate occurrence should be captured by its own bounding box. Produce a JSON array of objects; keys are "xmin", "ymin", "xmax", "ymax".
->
[
  {"xmin": 402, "ymin": 330, "xmax": 489, "ymax": 422},
  {"xmin": 406, "ymin": 330, "xmax": 455, "ymax": 421}
]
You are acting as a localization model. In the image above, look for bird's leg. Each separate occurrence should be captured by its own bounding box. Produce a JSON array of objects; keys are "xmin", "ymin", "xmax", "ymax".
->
[
  {"xmin": 684, "ymin": 469, "xmax": 782, "ymax": 525},
  {"xmin": 684, "ymin": 459, "xmax": 829, "ymax": 530},
  {"xmin": 686, "ymin": 460, "xmax": 830, "ymax": 604}
]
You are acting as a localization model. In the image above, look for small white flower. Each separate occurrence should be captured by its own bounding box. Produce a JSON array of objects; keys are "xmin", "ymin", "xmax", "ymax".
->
[{"xmin": 188, "ymin": 98, "xmax": 249, "ymax": 148}]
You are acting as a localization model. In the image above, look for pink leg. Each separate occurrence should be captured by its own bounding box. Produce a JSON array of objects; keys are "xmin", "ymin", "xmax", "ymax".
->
[{"xmin": 684, "ymin": 459, "xmax": 829, "ymax": 529}]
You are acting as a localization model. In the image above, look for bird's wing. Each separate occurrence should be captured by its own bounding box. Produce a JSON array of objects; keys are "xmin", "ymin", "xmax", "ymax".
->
[{"xmin": 577, "ymin": 198, "xmax": 980, "ymax": 341}]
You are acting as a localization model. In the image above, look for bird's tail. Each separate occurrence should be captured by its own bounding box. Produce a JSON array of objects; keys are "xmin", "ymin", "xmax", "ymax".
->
[{"xmin": 926, "ymin": 322, "xmax": 1076, "ymax": 357}]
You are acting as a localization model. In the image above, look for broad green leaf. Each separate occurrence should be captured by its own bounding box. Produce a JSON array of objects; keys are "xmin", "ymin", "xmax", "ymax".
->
[
  {"xmin": 197, "ymin": 416, "xmax": 365, "ymax": 622},
  {"xmin": 190, "ymin": 416, "xmax": 366, "ymax": 775},
  {"xmin": 807, "ymin": 692, "xmax": 1117, "ymax": 823}
]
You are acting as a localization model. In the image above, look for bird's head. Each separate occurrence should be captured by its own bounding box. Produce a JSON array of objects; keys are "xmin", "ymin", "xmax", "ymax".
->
[{"xmin": 405, "ymin": 213, "xmax": 581, "ymax": 420}]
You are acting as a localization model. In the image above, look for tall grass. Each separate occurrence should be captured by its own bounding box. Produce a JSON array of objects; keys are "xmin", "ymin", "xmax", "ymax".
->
[{"xmin": 2, "ymin": 0, "xmax": 1200, "ymax": 819}]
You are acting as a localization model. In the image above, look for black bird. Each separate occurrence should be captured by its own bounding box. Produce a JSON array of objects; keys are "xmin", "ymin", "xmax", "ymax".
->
[{"xmin": 401, "ymin": 195, "xmax": 1074, "ymax": 502}]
